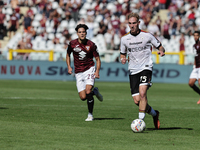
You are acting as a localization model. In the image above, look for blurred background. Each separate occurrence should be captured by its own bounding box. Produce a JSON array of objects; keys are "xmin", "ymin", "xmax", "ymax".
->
[{"xmin": 0, "ymin": 0, "xmax": 199, "ymax": 65}]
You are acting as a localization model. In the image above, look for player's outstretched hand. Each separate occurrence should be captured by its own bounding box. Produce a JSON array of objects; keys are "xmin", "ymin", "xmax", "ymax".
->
[
  {"xmin": 94, "ymin": 72, "xmax": 100, "ymax": 79},
  {"xmin": 157, "ymin": 50, "xmax": 165, "ymax": 57},
  {"xmin": 121, "ymin": 58, "xmax": 127, "ymax": 64},
  {"xmin": 68, "ymin": 67, "xmax": 73, "ymax": 75}
]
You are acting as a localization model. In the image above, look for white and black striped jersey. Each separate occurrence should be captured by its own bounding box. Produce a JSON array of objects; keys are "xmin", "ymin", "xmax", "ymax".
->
[{"xmin": 120, "ymin": 30, "xmax": 161, "ymax": 75}]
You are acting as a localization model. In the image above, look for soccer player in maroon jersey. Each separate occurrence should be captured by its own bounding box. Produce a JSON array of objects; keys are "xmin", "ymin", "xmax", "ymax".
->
[
  {"xmin": 188, "ymin": 31, "xmax": 200, "ymax": 104},
  {"xmin": 66, "ymin": 24, "xmax": 103, "ymax": 121}
]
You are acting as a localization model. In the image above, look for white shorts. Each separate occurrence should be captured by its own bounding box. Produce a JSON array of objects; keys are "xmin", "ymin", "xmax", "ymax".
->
[
  {"xmin": 189, "ymin": 68, "xmax": 200, "ymax": 79},
  {"xmin": 75, "ymin": 66, "xmax": 95, "ymax": 92}
]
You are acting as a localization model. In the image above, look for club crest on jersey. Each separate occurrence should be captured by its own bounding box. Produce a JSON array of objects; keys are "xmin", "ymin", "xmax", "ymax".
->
[{"xmin": 85, "ymin": 46, "xmax": 90, "ymax": 51}]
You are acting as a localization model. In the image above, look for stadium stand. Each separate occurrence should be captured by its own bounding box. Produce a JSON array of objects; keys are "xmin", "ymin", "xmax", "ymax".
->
[{"xmin": 0, "ymin": 0, "xmax": 199, "ymax": 64}]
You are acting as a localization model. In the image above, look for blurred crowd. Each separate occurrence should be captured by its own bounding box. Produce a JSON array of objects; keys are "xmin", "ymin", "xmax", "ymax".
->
[{"xmin": 0, "ymin": 0, "xmax": 200, "ymax": 60}]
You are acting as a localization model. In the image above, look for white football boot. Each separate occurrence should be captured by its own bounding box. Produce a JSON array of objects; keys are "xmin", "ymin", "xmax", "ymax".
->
[{"xmin": 85, "ymin": 114, "xmax": 94, "ymax": 121}]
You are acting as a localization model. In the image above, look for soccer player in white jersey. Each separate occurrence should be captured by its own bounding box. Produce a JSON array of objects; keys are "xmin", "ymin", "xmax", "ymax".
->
[{"xmin": 120, "ymin": 13, "xmax": 165, "ymax": 129}]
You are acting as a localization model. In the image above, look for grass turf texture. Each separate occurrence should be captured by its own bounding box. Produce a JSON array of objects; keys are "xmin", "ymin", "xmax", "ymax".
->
[{"xmin": 0, "ymin": 80, "xmax": 200, "ymax": 150}]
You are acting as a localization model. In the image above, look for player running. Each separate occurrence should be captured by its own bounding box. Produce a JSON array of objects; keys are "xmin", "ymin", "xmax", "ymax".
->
[
  {"xmin": 188, "ymin": 31, "xmax": 200, "ymax": 104},
  {"xmin": 66, "ymin": 24, "xmax": 103, "ymax": 121},
  {"xmin": 120, "ymin": 12, "xmax": 165, "ymax": 129}
]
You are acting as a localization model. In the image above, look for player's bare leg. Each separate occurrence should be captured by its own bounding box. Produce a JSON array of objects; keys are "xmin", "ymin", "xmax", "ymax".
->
[
  {"xmin": 134, "ymin": 85, "xmax": 160, "ymax": 129},
  {"xmin": 138, "ymin": 85, "xmax": 148, "ymax": 120}
]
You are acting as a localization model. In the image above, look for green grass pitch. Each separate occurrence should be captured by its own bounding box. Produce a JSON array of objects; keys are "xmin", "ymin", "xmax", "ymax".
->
[{"xmin": 0, "ymin": 80, "xmax": 200, "ymax": 150}]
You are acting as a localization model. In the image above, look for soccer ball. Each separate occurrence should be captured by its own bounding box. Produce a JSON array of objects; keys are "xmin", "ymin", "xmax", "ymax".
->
[{"xmin": 131, "ymin": 119, "xmax": 146, "ymax": 133}]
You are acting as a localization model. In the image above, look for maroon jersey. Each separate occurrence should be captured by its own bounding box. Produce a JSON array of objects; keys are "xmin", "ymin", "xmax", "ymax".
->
[
  {"xmin": 67, "ymin": 39, "xmax": 99, "ymax": 73},
  {"xmin": 193, "ymin": 40, "xmax": 200, "ymax": 68}
]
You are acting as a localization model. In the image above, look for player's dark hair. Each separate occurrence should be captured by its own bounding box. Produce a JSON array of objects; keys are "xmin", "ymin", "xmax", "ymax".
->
[
  {"xmin": 194, "ymin": 31, "xmax": 200, "ymax": 35},
  {"xmin": 75, "ymin": 24, "xmax": 89, "ymax": 32}
]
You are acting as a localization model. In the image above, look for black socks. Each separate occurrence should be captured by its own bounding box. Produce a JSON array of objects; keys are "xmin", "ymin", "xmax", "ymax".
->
[{"xmin": 86, "ymin": 93, "xmax": 94, "ymax": 114}]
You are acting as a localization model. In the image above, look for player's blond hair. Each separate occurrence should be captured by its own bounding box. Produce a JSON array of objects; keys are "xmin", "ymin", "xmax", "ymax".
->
[{"xmin": 127, "ymin": 13, "xmax": 140, "ymax": 22}]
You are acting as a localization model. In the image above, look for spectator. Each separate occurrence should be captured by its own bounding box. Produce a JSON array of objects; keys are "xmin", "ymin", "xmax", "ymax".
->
[
  {"xmin": 179, "ymin": 33, "xmax": 185, "ymax": 52},
  {"xmin": 104, "ymin": 29, "xmax": 114, "ymax": 50},
  {"xmin": 67, "ymin": 0, "xmax": 82, "ymax": 22},
  {"xmin": 23, "ymin": 13, "xmax": 32, "ymax": 32},
  {"xmin": 63, "ymin": 28, "xmax": 71, "ymax": 49},
  {"xmin": 162, "ymin": 20, "xmax": 170, "ymax": 40},
  {"xmin": 168, "ymin": 2, "xmax": 178, "ymax": 17},
  {"xmin": 8, "ymin": 11, "xmax": 19, "ymax": 39},
  {"xmin": 23, "ymin": 0, "xmax": 34, "ymax": 7},
  {"xmin": 16, "ymin": 37, "xmax": 27, "ymax": 60},
  {"xmin": 155, "ymin": 15, "xmax": 162, "ymax": 32},
  {"xmin": 98, "ymin": 0, "xmax": 109, "ymax": 17},
  {"xmin": 175, "ymin": 0, "xmax": 184, "ymax": 9},
  {"xmin": 23, "ymin": 37, "xmax": 32, "ymax": 60},
  {"xmin": 188, "ymin": 9, "xmax": 196, "ymax": 23},
  {"xmin": 27, "ymin": 6, "xmax": 34, "ymax": 19},
  {"xmin": 98, "ymin": 20, "xmax": 108, "ymax": 35},
  {"xmin": 189, "ymin": 0, "xmax": 198, "ymax": 10},
  {"xmin": 52, "ymin": 36, "xmax": 60, "ymax": 45},
  {"xmin": 59, "ymin": 0, "xmax": 67, "ymax": 9},
  {"xmin": 87, "ymin": 8, "xmax": 95, "ymax": 17},
  {"xmin": 119, "ymin": 21, "xmax": 127, "ymax": 38},
  {"xmin": 0, "ymin": 7, "xmax": 6, "ymax": 39},
  {"xmin": 45, "ymin": 2, "xmax": 53, "ymax": 18},
  {"xmin": 147, "ymin": 21, "xmax": 160, "ymax": 35},
  {"xmin": 57, "ymin": 53, "xmax": 64, "ymax": 61},
  {"xmin": 177, "ymin": 7, "xmax": 186, "ymax": 18},
  {"xmin": 111, "ymin": 15, "xmax": 120, "ymax": 34},
  {"xmin": 11, "ymin": 0, "xmax": 19, "ymax": 9},
  {"xmin": 14, "ymin": 4, "xmax": 21, "ymax": 19},
  {"xmin": 176, "ymin": 16, "xmax": 182, "ymax": 33},
  {"xmin": 114, "ymin": 1, "xmax": 122, "ymax": 17},
  {"xmin": 23, "ymin": 26, "xmax": 36, "ymax": 40},
  {"xmin": 183, "ymin": 19, "xmax": 193, "ymax": 36},
  {"xmin": 85, "ymin": 16, "xmax": 94, "ymax": 39},
  {"xmin": 37, "ymin": 0, "xmax": 47, "ymax": 15},
  {"xmin": 64, "ymin": 10, "xmax": 72, "ymax": 22},
  {"xmin": 53, "ymin": 15, "xmax": 60, "ymax": 34},
  {"xmin": 40, "ymin": 12, "xmax": 47, "ymax": 31},
  {"xmin": 121, "ymin": 0, "xmax": 131, "ymax": 15},
  {"xmin": 170, "ymin": 18, "xmax": 178, "ymax": 38}
]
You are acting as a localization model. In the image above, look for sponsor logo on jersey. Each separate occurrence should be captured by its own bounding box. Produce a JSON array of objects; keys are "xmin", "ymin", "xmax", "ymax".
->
[
  {"xmin": 85, "ymin": 46, "xmax": 90, "ymax": 51},
  {"xmin": 73, "ymin": 45, "xmax": 81, "ymax": 52},
  {"xmin": 128, "ymin": 45, "xmax": 151, "ymax": 52},
  {"xmin": 79, "ymin": 51, "xmax": 87, "ymax": 60},
  {"xmin": 74, "ymin": 47, "xmax": 82, "ymax": 52}
]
